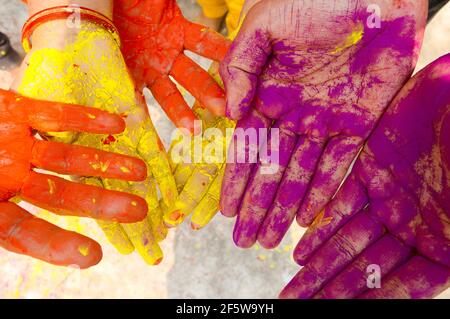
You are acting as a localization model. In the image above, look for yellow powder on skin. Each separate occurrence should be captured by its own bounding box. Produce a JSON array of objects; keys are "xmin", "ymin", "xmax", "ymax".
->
[
  {"xmin": 331, "ymin": 22, "xmax": 364, "ymax": 54},
  {"xmin": 78, "ymin": 245, "xmax": 90, "ymax": 257}
]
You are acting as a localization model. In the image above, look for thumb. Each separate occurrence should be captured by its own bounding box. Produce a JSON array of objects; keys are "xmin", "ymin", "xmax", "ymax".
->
[{"xmin": 219, "ymin": 4, "xmax": 271, "ymax": 120}]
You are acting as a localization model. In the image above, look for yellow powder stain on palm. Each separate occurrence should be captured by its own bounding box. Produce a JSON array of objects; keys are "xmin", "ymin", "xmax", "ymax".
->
[
  {"xmin": 87, "ymin": 113, "xmax": 96, "ymax": 119},
  {"xmin": 331, "ymin": 22, "xmax": 364, "ymax": 54},
  {"xmin": 78, "ymin": 245, "xmax": 90, "ymax": 257}
]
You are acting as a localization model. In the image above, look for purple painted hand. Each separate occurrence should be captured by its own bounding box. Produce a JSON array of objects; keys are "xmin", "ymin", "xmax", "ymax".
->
[
  {"xmin": 219, "ymin": 0, "xmax": 427, "ymax": 249},
  {"xmin": 280, "ymin": 54, "xmax": 450, "ymax": 299}
]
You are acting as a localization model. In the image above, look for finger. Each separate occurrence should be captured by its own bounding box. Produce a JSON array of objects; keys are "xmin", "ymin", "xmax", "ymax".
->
[
  {"xmin": 165, "ymin": 163, "xmax": 220, "ymax": 227},
  {"xmin": 147, "ymin": 205, "xmax": 168, "ymax": 243},
  {"xmin": 130, "ymin": 164, "xmax": 169, "ymax": 243},
  {"xmin": 31, "ymin": 140, "xmax": 147, "ymax": 182},
  {"xmin": 122, "ymin": 219, "xmax": 163, "ymax": 266},
  {"xmin": 219, "ymin": 11, "xmax": 271, "ymax": 120},
  {"xmin": 0, "ymin": 202, "xmax": 102, "ymax": 269},
  {"xmin": 360, "ymin": 256, "xmax": 450, "ymax": 299},
  {"xmin": 297, "ymin": 135, "xmax": 363, "ymax": 227},
  {"xmin": 171, "ymin": 54, "xmax": 226, "ymax": 117},
  {"xmin": 137, "ymin": 125, "xmax": 178, "ymax": 208},
  {"xmin": 220, "ymin": 109, "xmax": 271, "ymax": 218},
  {"xmin": 20, "ymin": 172, "xmax": 148, "ymax": 223},
  {"xmin": 173, "ymin": 161, "xmax": 196, "ymax": 191},
  {"xmin": 102, "ymin": 173, "xmax": 165, "ymax": 265},
  {"xmin": 2, "ymin": 90, "xmax": 125, "ymax": 134},
  {"xmin": 279, "ymin": 209, "xmax": 385, "ymax": 299},
  {"xmin": 83, "ymin": 177, "xmax": 135, "ymax": 255},
  {"xmin": 417, "ymin": 224, "xmax": 450, "ymax": 268},
  {"xmin": 314, "ymin": 234, "xmax": 412, "ymax": 299},
  {"xmin": 97, "ymin": 220, "xmax": 135, "ymax": 255},
  {"xmin": 294, "ymin": 172, "xmax": 368, "ymax": 265},
  {"xmin": 257, "ymin": 135, "xmax": 325, "ymax": 249},
  {"xmin": 191, "ymin": 166, "xmax": 224, "ymax": 230},
  {"xmin": 149, "ymin": 76, "xmax": 198, "ymax": 133},
  {"xmin": 184, "ymin": 20, "xmax": 231, "ymax": 61},
  {"xmin": 233, "ymin": 126, "xmax": 297, "ymax": 248}
]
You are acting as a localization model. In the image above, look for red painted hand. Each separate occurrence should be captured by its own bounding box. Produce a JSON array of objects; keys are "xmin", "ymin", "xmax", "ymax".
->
[
  {"xmin": 0, "ymin": 89, "xmax": 148, "ymax": 268},
  {"xmin": 114, "ymin": 0, "xmax": 230, "ymax": 134}
]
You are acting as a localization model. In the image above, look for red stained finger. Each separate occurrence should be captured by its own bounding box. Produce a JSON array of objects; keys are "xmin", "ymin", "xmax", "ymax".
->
[
  {"xmin": 0, "ymin": 202, "xmax": 102, "ymax": 269},
  {"xmin": 149, "ymin": 76, "xmax": 198, "ymax": 134},
  {"xmin": 232, "ymin": 126, "xmax": 297, "ymax": 248},
  {"xmin": 360, "ymin": 256, "xmax": 450, "ymax": 299},
  {"xmin": 31, "ymin": 140, "xmax": 147, "ymax": 182},
  {"xmin": 170, "ymin": 54, "xmax": 226, "ymax": 117},
  {"xmin": 20, "ymin": 172, "xmax": 148, "ymax": 223},
  {"xmin": 220, "ymin": 109, "xmax": 271, "ymax": 218},
  {"xmin": 280, "ymin": 209, "xmax": 385, "ymax": 299},
  {"xmin": 314, "ymin": 234, "xmax": 412, "ymax": 299},
  {"xmin": 294, "ymin": 173, "xmax": 368, "ymax": 265},
  {"xmin": 0, "ymin": 90, "xmax": 125, "ymax": 134},
  {"xmin": 297, "ymin": 135, "xmax": 363, "ymax": 227},
  {"xmin": 184, "ymin": 20, "xmax": 231, "ymax": 62},
  {"xmin": 257, "ymin": 135, "xmax": 325, "ymax": 249}
]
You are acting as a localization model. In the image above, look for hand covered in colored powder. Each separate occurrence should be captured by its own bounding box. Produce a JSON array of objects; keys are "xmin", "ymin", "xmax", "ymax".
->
[
  {"xmin": 0, "ymin": 89, "xmax": 148, "ymax": 269},
  {"xmin": 114, "ymin": 0, "xmax": 230, "ymax": 134},
  {"xmin": 12, "ymin": 19, "xmax": 177, "ymax": 265},
  {"xmin": 220, "ymin": 0, "xmax": 428, "ymax": 249},
  {"xmin": 163, "ymin": 3, "xmax": 245, "ymax": 229},
  {"xmin": 165, "ymin": 91, "xmax": 235, "ymax": 229},
  {"xmin": 280, "ymin": 54, "xmax": 450, "ymax": 299}
]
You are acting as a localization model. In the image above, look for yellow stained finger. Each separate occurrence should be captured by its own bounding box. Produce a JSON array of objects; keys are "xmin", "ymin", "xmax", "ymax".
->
[
  {"xmin": 84, "ymin": 177, "xmax": 135, "ymax": 255},
  {"xmin": 191, "ymin": 165, "xmax": 225, "ymax": 229},
  {"xmin": 165, "ymin": 161, "xmax": 221, "ymax": 227},
  {"xmin": 97, "ymin": 220, "xmax": 135, "ymax": 254},
  {"xmin": 103, "ymin": 176, "xmax": 164, "ymax": 265},
  {"xmin": 137, "ymin": 122, "xmax": 178, "ymax": 207}
]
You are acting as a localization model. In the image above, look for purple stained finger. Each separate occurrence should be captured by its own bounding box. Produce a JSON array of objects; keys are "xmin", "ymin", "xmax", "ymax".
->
[
  {"xmin": 360, "ymin": 256, "xmax": 450, "ymax": 299},
  {"xmin": 280, "ymin": 208, "xmax": 385, "ymax": 299},
  {"xmin": 257, "ymin": 135, "xmax": 325, "ymax": 249},
  {"xmin": 220, "ymin": 108, "xmax": 271, "ymax": 217},
  {"xmin": 314, "ymin": 234, "xmax": 412, "ymax": 299}
]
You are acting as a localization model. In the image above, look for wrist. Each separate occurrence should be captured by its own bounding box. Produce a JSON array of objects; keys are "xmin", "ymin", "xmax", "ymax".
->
[
  {"xmin": 27, "ymin": 0, "xmax": 113, "ymax": 19},
  {"xmin": 24, "ymin": 0, "xmax": 114, "ymax": 50}
]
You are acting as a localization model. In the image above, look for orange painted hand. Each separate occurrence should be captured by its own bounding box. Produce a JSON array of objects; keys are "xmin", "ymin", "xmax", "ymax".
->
[
  {"xmin": 114, "ymin": 0, "xmax": 230, "ymax": 133},
  {"xmin": 0, "ymin": 89, "xmax": 148, "ymax": 269}
]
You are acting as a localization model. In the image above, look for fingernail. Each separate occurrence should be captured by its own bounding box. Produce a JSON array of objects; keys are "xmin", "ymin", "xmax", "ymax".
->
[
  {"xmin": 153, "ymin": 257, "xmax": 163, "ymax": 265},
  {"xmin": 169, "ymin": 210, "xmax": 183, "ymax": 221}
]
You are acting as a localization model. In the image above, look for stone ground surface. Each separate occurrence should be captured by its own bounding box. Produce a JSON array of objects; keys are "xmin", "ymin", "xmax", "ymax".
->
[{"xmin": 0, "ymin": 0, "xmax": 448, "ymax": 299}]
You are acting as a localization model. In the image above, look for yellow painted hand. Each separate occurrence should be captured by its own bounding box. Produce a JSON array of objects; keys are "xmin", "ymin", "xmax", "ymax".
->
[
  {"xmin": 12, "ymin": 21, "xmax": 177, "ymax": 265},
  {"xmin": 163, "ymin": 7, "xmax": 246, "ymax": 229}
]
